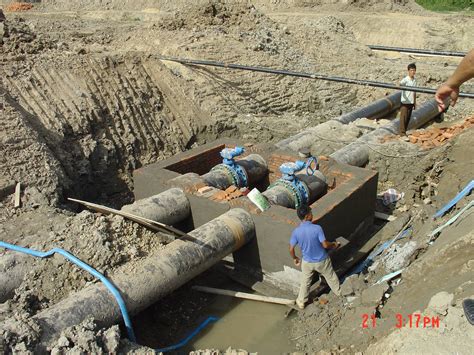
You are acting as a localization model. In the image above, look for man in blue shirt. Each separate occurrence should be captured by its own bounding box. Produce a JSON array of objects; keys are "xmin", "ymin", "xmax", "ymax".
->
[{"xmin": 289, "ymin": 205, "xmax": 341, "ymax": 309}]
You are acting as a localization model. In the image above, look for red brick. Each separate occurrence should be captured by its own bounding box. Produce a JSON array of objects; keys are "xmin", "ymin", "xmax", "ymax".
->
[
  {"xmin": 225, "ymin": 185, "xmax": 238, "ymax": 193},
  {"xmin": 212, "ymin": 191, "xmax": 228, "ymax": 201}
]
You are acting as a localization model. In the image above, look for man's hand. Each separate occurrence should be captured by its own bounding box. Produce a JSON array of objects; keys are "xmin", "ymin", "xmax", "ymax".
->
[
  {"xmin": 322, "ymin": 240, "xmax": 341, "ymax": 250},
  {"xmin": 435, "ymin": 83, "xmax": 459, "ymax": 112},
  {"xmin": 293, "ymin": 257, "xmax": 301, "ymax": 267}
]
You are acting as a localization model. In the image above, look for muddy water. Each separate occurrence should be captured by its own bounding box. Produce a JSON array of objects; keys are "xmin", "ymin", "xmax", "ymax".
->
[{"xmin": 185, "ymin": 295, "xmax": 296, "ymax": 353}]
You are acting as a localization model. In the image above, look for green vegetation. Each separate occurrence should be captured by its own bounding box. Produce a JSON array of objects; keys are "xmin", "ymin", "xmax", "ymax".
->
[{"xmin": 415, "ymin": 0, "xmax": 473, "ymax": 12}]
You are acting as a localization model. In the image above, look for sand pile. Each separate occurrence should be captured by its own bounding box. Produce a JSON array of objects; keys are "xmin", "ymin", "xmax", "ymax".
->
[{"xmin": 159, "ymin": 0, "xmax": 273, "ymax": 31}]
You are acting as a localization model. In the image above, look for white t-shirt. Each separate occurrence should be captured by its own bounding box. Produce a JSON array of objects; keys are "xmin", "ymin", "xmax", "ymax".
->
[{"xmin": 400, "ymin": 76, "xmax": 417, "ymax": 104}]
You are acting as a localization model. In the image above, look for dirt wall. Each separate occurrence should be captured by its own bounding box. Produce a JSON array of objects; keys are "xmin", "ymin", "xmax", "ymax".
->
[{"xmin": 32, "ymin": 0, "xmax": 419, "ymax": 12}]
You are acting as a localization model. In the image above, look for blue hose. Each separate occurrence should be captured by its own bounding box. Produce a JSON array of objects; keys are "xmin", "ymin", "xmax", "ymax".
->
[
  {"xmin": 433, "ymin": 179, "xmax": 474, "ymax": 219},
  {"xmin": 155, "ymin": 316, "xmax": 219, "ymax": 353},
  {"xmin": 0, "ymin": 241, "xmax": 136, "ymax": 342},
  {"xmin": 344, "ymin": 228, "xmax": 412, "ymax": 278}
]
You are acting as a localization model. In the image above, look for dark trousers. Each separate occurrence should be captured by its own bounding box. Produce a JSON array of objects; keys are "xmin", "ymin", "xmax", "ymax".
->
[{"xmin": 399, "ymin": 104, "xmax": 414, "ymax": 135}]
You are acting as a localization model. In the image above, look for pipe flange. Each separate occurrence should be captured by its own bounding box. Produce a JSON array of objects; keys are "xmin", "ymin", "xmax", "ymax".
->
[
  {"xmin": 233, "ymin": 163, "xmax": 248, "ymax": 187},
  {"xmin": 211, "ymin": 163, "xmax": 248, "ymax": 188},
  {"xmin": 211, "ymin": 164, "xmax": 237, "ymax": 186},
  {"xmin": 293, "ymin": 179, "xmax": 310, "ymax": 207},
  {"xmin": 270, "ymin": 180, "xmax": 303, "ymax": 209}
]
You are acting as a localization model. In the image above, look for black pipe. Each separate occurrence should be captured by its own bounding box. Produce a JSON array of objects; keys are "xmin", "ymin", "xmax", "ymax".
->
[
  {"xmin": 276, "ymin": 92, "xmax": 402, "ymax": 152},
  {"xmin": 262, "ymin": 171, "xmax": 327, "ymax": 209},
  {"xmin": 331, "ymin": 99, "xmax": 443, "ymax": 166},
  {"xmin": 368, "ymin": 45, "xmax": 466, "ymax": 58},
  {"xmin": 334, "ymin": 92, "xmax": 401, "ymax": 124},
  {"xmin": 157, "ymin": 55, "xmax": 474, "ymax": 99}
]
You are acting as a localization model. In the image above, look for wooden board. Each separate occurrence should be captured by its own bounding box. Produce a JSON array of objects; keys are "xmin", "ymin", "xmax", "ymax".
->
[
  {"xmin": 14, "ymin": 182, "xmax": 21, "ymax": 208},
  {"xmin": 68, "ymin": 197, "xmax": 191, "ymax": 239},
  {"xmin": 336, "ymin": 236, "xmax": 350, "ymax": 247},
  {"xmin": 374, "ymin": 211, "xmax": 396, "ymax": 222},
  {"xmin": 192, "ymin": 285, "xmax": 295, "ymax": 306}
]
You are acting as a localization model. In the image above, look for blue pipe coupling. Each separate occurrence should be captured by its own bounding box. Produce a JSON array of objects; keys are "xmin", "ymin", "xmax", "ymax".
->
[
  {"xmin": 269, "ymin": 157, "xmax": 320, "ymax": 208},
  {"xmin": 210, "ymin": 147, "xmax": 249, "ymax": 188}
]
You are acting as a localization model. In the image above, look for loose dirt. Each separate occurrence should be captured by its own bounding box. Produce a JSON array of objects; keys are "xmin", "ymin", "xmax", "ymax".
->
[{"xmin": 1, "ymin": 0, "xmax": 473, "ymax": 353}]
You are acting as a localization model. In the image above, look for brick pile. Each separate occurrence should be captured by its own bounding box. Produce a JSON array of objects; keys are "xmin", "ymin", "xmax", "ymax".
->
[
  {"xmin": 380, "ymin": 116, "xmax": 474, "ymax": 149},
  {"xmin": 210, "ymin": 185, "xmax": 245, "ymax": 202},
  {"xmin": 5, "ymin": 2, "xmax": 33, "ymax": 11},
  {"xmin": 410, "ymin": 116, "xmax": 474, "ymax": 149}
]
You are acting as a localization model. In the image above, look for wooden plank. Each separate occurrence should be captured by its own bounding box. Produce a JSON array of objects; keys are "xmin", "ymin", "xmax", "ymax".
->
[
  {"xmin": 335, "ymin": 236, "xmax": 350, "ymax": 247},
  {"xmin": 192, "ymin": 285, "xmax": 295, "ymax": 306},
  {"xmin": 14, "ymin": 182, "xmax": 21, "ymax": 208},
  {"xmin": 67, "ymin": 197, "xmax": 189, "ymax": 238},
  {"xmin": 374, "ymin": 211, "xmax": 396, "ymax": 222}
]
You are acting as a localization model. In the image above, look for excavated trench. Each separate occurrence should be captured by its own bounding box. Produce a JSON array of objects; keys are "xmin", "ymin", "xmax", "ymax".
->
[
  {"xmin": 2, "ymin": 44, "xmax": 443, "ymax": 351},
  {"xmin": 1, "ymin": 49, "xmax": 407, "ymax": 351},
  {"xmin": 1, "ymin": 49, "xmax": 335, "ymax": 350},
  {"xmin": 3, "ymin": 55, "xmax": 207, "ymax": 205}
]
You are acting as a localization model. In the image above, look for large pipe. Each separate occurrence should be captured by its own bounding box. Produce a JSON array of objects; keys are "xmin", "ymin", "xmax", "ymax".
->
[
  {"xmin": 262, "ymin": 171, "xmax": 327, "ymax": 209},
  {"xmin": 1, "ymin": 208, "xmax": 255, "ymax": 348},
  {"xmin": 0, "ymin": 188, "xmax": 191, "ymax": 304},
  {"xmin": 121, "ymin": 187, "xmax": 190, "ymax": 225},
  {"xmin": 330, "ymin": 99, "xmax": 442, "ymax": 166},
  {"xmin": 275, "ymin": 92, "xmax": 401, "ymax": 152},
  {"xmin": 335, "ymin": 92, "xmax": 401, "ymax": 124},
  {"xmin": 202, "ymin": 154, "xmax": 268, "ymax": 190}
]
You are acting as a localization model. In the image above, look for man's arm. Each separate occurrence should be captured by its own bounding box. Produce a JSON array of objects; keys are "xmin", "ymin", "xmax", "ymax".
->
[
  {"xmin": 436, "ymin": 48, "xmax": 474, "ymax": 111},
  {"xmin": 318, "ymin": 226, "xmax": 340, "ymax": 250},
  {"xmin": 289, "ymin": 244, "xmax": 300, "ymax": 266},
  {"xmin": 322, "ymin": 240, "xmax": 341, "ymax": 250}
]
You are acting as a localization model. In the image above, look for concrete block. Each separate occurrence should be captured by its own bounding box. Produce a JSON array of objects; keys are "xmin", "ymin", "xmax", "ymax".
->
[
  {"xmin": 427, "ymin": 291, "xmax": 454, "ymax": 316},
  {"xmin": 341, "ymin": 274, "xmax": 366, "ymax": 296},
  {"xmin": 361, "ymin": 282, "xmax": 389, "ymax": 307}
]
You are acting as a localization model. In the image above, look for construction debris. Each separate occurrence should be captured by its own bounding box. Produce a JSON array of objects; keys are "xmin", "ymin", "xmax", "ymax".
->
[
  {"xmin": 13, "ymin": 182, "xmax": 21, "ymax": 208},
  {"xmin": 427, "ymin": 292, "xmax": 454, "ymax": 316},
  {"xmin": 5, "ymin": 3, "xmax": 33, "ymax": 12},
  {"xmin": 361, "ymin": 282, "xmax": 389, "ymax": 307},
  {"xmin": 210, "ymin": 185, "xmax": 245, "ymax": 202},
  {"xmin": 380, "ymin": 116, "xmax": 474, "ymax": 149}
]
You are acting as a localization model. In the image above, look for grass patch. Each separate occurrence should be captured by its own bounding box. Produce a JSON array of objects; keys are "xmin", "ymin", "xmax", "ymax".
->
[{"xmin": 415, "ymin": 0, "xmax": 473, "ymax": 12}]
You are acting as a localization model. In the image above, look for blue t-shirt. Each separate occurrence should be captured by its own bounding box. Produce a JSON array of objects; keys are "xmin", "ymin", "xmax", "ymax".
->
[{"xmin": 290, "ymin": 221, "xmax": 328, "ymax": 262}]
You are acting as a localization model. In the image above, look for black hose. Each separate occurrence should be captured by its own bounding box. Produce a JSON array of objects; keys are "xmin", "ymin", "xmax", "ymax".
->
[
  {"xmin": 368, "ymin": 45, "xmax": 466, "ymax": 57},
  {"xmin": 157, "ymin": 55, "xmax": 474, "ymax": 99}
]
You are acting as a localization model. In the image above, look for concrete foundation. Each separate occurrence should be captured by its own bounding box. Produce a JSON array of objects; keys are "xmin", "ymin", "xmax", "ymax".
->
[{"xmin": 132, "ymin": 139, "xmax": 378, "ymax": 295}]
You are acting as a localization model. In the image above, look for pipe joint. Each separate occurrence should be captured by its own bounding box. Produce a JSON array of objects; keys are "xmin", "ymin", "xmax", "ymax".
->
[{"xmin": 210, "ymin": 147, "xmax": 249, "ymax": 188}]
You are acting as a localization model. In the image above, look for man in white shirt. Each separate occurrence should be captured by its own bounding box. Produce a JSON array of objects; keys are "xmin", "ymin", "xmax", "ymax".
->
[{"xmin": 399, "ymin": 63, "xmax": 417, "ymax": 138}]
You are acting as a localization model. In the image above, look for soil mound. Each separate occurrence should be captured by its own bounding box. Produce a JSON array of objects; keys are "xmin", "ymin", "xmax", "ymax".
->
[
  {"xmin": 8, "ymin": 210, "xmax": 166, "ymax": 307},
  {"xmin": 313, "ymin": 15, "xmax": 353, "ymax": 35},
  {"xmin": 159, "ymin": 0, "xmax": 271, "ymax": 31},
  {"xmin": 1, "ymin": 17, "xmax": 57, "ymax": 56}
]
